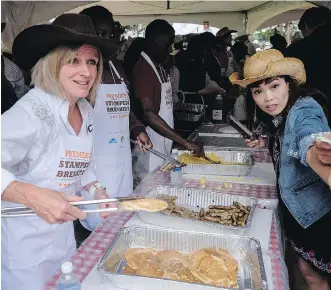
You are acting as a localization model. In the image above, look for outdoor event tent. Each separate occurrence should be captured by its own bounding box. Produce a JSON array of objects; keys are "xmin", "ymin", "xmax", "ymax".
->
[{"xmin": 1, "ymin": 1, "xmax": 329, "ymax": 52}]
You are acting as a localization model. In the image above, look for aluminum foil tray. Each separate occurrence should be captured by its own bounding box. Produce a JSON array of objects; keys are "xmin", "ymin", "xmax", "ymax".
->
[
  {"xmin": 98, "ymin": 226, "xmax": 268, "ymax": 290},
  {"xmin": 139, "ymin": 186, "xmax": 257, "ymax": 235},
  {"xmin": 174, "ymin": 102, "xmax": 206, "ymax": 122},
  {"xmin": 178, "ymin": 150, "xmax": 254, "ymax": 176}
]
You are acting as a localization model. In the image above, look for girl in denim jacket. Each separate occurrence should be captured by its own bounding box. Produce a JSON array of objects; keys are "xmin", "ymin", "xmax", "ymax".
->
[{"xmin": 231, "ymin": 49, "xmax": 331, "ymax": 289}]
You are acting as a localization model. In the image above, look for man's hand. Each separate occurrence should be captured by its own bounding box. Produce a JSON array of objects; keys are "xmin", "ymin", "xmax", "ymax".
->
[
  {"xmin": 136, "ymin": 132, "xmax": 153, "ymax": 152},
  {"xmin": 314, "ymin": 140, "xmax": 331, "ymax": 165},
  {"xmin": 184, "ymin": 141, "xmax": 204, "ymax": 157}
]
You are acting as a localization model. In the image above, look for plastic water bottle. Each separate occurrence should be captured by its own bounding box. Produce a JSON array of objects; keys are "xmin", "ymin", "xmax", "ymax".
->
[
  {"xmin": 212, "ymin": 94, "xmax": 224, "ymax": 124},
  {"xmin": 57, "ymin": 262, "xmax": 81, "ymax": 290},
  {"xmin": 170, "ymin": 149, "xmax": 179, "ymax": 161},
  {"xmin": 171, "ymin": 167, "xmax": 183, "ymax": 186}
]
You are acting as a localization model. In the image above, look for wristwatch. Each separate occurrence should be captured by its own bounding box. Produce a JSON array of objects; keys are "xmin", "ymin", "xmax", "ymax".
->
[{"xmin": 89, "ymin": 182, "xmax": 104, "ymax": 198}]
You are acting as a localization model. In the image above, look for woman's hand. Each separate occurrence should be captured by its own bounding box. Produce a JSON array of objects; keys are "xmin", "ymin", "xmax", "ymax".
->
[
  {"xmin": 94, "ymin": 188, "xmax": 117, "ymax": 219},
  {"xmin": 23, "ymin": 186, "xmax": 87, "ymax": 224},
  {"xmin": 135, "ymin": 132, "xmax": 153, "ymax": 152},
  {"xmin": 313, "ymin": 140, "xmax": 331, "ymax": 165},
  {"xmin": 244, "ymin": 137, "xmax": 266, "ymax": 148}
]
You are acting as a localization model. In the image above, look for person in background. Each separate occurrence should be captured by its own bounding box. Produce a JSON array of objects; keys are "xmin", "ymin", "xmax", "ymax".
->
[
  {"xmin": 80, "ymin": 6, "xmax": 152, "ymax": 197},
  {"xmin": 2, "ymin": 14, "xmax": 116, "ymax": 290},
  {"xmin": 201, "ymin": 32, "xmax": 231, "ymax": 91},
  {"xmin": 234, "ymin": 34, "xmax": 256, "ymax": 56},
  {"xmin": 270, "ymin": 34, "xmax": 287, "ymax": 55},
  {"xmin": 231, "ymin": 49, "xmax": 331, "ymax": 290},
  {"xmin": 177, "ymin": 34, "xmax": 223, "ymax": 98},
  {"xmin": 122, "ymin": 37, "xmax": 146, "ymax": 80},
  {"xmin": 216, "ymin": 26, "xmax": 240, "ymax": 77},
  {"xmin": 285, "ymin": 6, "xmax": 331, "ymax": 123},
  {"xmin": 1, "ymin": 55, "xmax": 18, "ymax": 114},
  {"xmin": 1, "ymin": 21, "xmax": 29, "ymax": 112},
  {"xmin": 231, "ymin": 41, "xmax": 248, "ymax": 77},
  {"xmin": 131, "ymin": 19, "xmax": 203, "ymax": 173},
  {"xmin": 112, "ymin": 21, "xmax": 125, "ymax": 44}
]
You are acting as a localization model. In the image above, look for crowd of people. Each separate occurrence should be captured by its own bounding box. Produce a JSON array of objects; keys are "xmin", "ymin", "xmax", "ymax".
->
[{"xmin": 1, "ymin": 4, "xmax": 331, "ymax": 290}]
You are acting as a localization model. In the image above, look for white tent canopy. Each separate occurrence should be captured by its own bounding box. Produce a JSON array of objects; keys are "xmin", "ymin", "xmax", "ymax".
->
[{"xmin": 1, "ymin": 0, "xmax": 323, "ymax": 51}]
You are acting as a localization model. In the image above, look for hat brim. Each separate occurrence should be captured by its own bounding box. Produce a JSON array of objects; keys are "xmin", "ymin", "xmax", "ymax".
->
[
  {"xmin": 217, "ymin": 29, "xmax": 237, "ymax": 38},
  {"xmin": 230, "ymin": 57, "xmax": 306, "ymax": 88},
  {"xmin": 13, "ymin": 24, "xmax": 118, "ymax": 71}
]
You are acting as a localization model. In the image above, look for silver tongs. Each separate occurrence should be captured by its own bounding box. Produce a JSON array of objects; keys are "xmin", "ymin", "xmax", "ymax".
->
[
  {"xmin": 1, "ymin": 196, "xmax": 143, "ymax": 218},
  {"xmin": 130, "ymin": 139, "xmax": 181, "ymax": 165}
]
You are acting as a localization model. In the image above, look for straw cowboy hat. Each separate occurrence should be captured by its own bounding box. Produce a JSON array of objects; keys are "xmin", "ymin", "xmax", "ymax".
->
[
  {"xmin": 13, "ymin": 13, "xmax": 118, "ymax": 71},
  {"xmin": 229, "ymin": 49, "xmax": 306, "ymax": 88},
  {"xmin": 216, "ymin": 27, "xmax": 237, "ymax": 38}
]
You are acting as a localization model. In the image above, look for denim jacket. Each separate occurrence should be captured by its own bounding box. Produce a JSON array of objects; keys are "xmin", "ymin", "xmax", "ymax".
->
[{"xmin": 279, "ymin": 97, "xmax": 331, "ymax": 228}]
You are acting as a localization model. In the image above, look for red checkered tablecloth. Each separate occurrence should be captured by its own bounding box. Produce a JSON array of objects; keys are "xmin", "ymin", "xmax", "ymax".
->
[
  {"xmin": 46, "ymin": 170, "xmax": 287, "ymax": 290},
  {"xmin": 46, "ymin": 208, "xmax": 287, "ymax": 290}
]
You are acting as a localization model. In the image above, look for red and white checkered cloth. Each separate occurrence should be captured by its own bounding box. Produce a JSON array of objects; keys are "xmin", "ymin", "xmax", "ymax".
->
[
  {"xmin": 46, "ymin": 207, "xmax": 287, "ymax": 290},
  {"xmin": 138, "ymin": 171, "xmax": 278, "ymax": 200},
  {"xmin": 46, "ymin": 169, "xmax": 286, "ymax": 290}
]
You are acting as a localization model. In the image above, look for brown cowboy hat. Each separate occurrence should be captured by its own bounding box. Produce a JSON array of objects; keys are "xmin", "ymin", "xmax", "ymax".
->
[
  {"xmin": 216, "ymin": 27, "xmax": 237, "ymax": 38},
  {"xmin": 13, "ymin": 13, "xmax": 118, "ymax": 71},
  {"xmin": 229, "ymin": 49, "xmax": 306, "ymax": 88}
]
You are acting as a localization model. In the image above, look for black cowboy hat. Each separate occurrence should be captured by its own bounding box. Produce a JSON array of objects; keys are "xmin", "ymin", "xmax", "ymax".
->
[{"xmin": 13, "ymin": 13, "xmax": 118, "ymax": 71}]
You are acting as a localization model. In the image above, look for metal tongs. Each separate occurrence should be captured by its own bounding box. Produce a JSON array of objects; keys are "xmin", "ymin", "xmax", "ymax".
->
[
  {"xmin": 1, "ymin": 196, "xmax": 143, "ymax": 218},
  {"xmin": 130, "ymin": 139, "xmax": 181, "ymax": 165},
  {"xmin": 202, "ymin": 156, "xmax": 220, "ymax": 164}
]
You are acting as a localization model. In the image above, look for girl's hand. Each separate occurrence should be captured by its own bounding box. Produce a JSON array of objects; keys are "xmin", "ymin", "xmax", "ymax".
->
[
  {"xmin": 314, "ymin": 140, "xmax": 331, "ymax": 165},
  {"xmin": 244, "ymin": 137, "xmax": 266, "ymax": 148}
]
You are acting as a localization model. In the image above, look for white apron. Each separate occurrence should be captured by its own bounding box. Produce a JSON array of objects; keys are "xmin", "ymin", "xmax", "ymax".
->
[
  {"xmin": 1, "ymin": 109, "xmax": 93, "ymax": 290},
  {"xmin": 138, "ymin": 52, "xmax": 174, "ymax": 172},
  {"xmin": 93, "ymin": 60, "xmax": 132, "ymax": 197}
]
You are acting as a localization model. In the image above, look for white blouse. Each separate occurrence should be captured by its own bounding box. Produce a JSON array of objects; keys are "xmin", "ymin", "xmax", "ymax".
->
[{"xmin": 1, "ymin": 87, "xmax": 96, "ymax": 194}]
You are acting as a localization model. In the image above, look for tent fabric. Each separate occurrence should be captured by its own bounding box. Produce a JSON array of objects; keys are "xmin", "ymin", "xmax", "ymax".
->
[{"xmin": 0, "ymin": 1, "xmax": 323, "ymax": 52}]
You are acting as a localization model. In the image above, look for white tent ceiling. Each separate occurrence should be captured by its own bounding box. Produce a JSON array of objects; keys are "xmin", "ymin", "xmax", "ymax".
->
[{"xmin": 0, "ymin": 0, "xmax": 322, "ymax": 51}]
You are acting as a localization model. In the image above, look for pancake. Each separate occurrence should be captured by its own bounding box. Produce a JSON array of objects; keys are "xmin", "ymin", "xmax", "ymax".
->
[
  {"xmin": 120, "ymin": 198, "xmax": 168, "ymax": 212},
  {"xmin": 188, "ymin": 248, "xmax": 238, "ymax": 288},
  {"xmin": 158, "ymin": 250, "xmax": 186, "ymax": 263},
  {"xmin": 135, "ymin": 260, "xmax": 164, "ymax": 278},
  {"xmin": 123, "ymin": 265, "xmax": 136, "ymax": 275},
  {"xmin": 124, "ymin": 248, "xmax": 159, "ymax": 270}
]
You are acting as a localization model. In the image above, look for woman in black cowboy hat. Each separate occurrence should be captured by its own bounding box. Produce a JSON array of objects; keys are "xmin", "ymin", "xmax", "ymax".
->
[{"xmin": 1, "ymin": 13, "xmax": 117, "ymax": 290}]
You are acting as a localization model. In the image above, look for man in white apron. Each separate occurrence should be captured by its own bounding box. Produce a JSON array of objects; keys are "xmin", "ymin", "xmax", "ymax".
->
[
  {"xmin": 80, "ymin": 7, "xmax": 152, "ymax": 199},
  {"xmin": 131, "ymin": 19, "xmax": 204, "ymax": 173}
]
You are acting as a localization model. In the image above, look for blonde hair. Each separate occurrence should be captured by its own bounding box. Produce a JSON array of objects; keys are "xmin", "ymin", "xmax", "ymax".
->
[{"xmin": 31, "ymin": 45, "xmax": 103, "ymax": 104}]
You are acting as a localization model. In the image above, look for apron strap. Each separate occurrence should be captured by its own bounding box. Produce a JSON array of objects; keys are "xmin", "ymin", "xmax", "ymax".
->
[
  {"xmin": 141, "ymin": 52, "xmax": 163, "ymax": 84},
  {"xmin": 108, "ymin": 60, "xmax": 125, "ymax": 84},
  {"xmin": 213, "ymin": 53, "xmax": 222, "ymax": 69},
  {"xmin": 108, "ymin": 60, "xmax": 129, "ymax": 94}
]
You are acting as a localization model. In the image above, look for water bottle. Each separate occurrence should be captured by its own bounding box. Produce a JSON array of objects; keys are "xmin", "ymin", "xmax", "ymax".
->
[
  {"xmin": 57, "ymin": 262, "xmax": 81, "ymax": 290},
  {"xmin": 171, "ymin": 167, "xmax": 183, "ymax": 186},
  {"xmin": 170, "ymin": 149, "xmax": 179, "ymax": 162},
  {"xmin": 212, "ymin": 94, "xmax": 224, "ymax": 124}
]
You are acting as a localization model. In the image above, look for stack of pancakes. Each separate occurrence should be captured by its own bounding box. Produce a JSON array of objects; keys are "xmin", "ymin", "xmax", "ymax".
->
[{"xmin": 120, "ymin": 247, "xmax": 238, "ymax": 288}]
